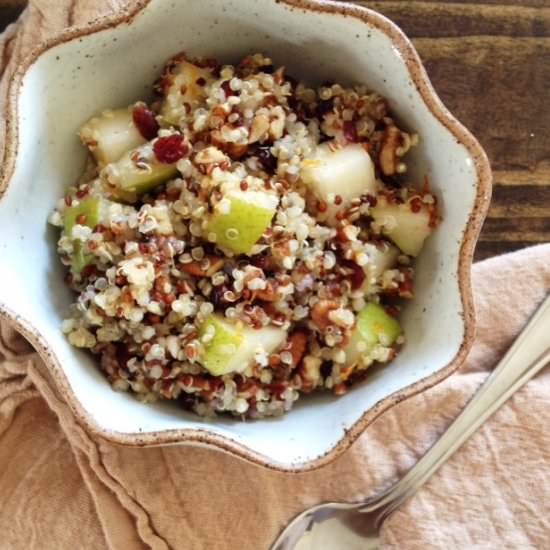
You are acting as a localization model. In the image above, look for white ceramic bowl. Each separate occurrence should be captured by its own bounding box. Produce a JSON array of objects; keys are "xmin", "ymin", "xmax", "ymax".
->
[{"xmin": 0, "ymin": 0, "xmax": 491, "ymax": 471}]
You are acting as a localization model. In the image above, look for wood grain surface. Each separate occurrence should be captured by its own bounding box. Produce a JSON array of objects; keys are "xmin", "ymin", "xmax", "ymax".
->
[{"xmin": 0, "ymin": 0, "xmax": 547, "ymax": 261}]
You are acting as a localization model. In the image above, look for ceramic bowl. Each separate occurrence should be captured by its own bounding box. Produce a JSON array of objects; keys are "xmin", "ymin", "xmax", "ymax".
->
[{"xmin": 0, "ymin": 0, "xmax": 491, "ymax": 471}]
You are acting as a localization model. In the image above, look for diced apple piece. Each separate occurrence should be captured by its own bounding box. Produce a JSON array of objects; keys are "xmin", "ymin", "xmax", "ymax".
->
[
  {"xmin": 198, "ymin": 315, "xmax": 286, "ymax": 376},
  {"xmin": 360, "ymin": 241, "xmax": 400, "ymax": 293},
  {"xmin": 301, "ymin": 143, "xmax": 376, "ymax": 224},
  {"xmin": 370, "ymin": 197, "xmax": 433, "ymax": 256},
  {"xmin": 160, "ymin": 59, "xmax": 214, "ymax": 126},
  {"xmin": 101, "ymin": 142, "xmax": 178, "ymax": 200},
  {"xmin": 79, "ymin": 107, "xmax": 146, "ymax": 166},
  {"xmin": 206, "ymin": 191, "xmax": 278, "ymax": 255},
  {"xmin": 344, "ymin": 303, "xmax": 402, "ymax": 367}
]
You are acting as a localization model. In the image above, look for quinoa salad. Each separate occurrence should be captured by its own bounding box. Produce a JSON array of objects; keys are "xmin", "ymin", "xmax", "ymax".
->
[{"xmin": 49, "ymin": 53, "xmax": 439, "ymax": 419}]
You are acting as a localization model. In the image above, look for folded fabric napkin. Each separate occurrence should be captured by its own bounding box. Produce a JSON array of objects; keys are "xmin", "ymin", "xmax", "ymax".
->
[{"xmin": 1, "ymin": 244, "xmax": 549, "ymax": 550}]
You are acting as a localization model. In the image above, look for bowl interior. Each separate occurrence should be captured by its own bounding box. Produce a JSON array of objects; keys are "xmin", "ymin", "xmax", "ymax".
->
[{"xmin": 0, "ymin": 0, "xmax": 479, "ymax": 467}]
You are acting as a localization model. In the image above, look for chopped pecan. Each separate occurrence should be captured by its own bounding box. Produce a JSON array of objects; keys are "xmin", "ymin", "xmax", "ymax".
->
[
  {"xmin": 298, "ymin": 355, "xmax": 322, "ymax": 392},
  {"xmin": 311, "ymin": 300, "xmax": 339, "ymax": 330},
  {"xmin": 269, "ymin": 106, "xmax": 286, "ymax": 140},
  {"xmin": 210, "ymin": 128, "xmax": 249, "ymax": 159},
  {"xmin": 227, "ymin": 142, "xmax": 248, "ymax": 159},
  {"xmin": 379, "ymin": 125, "xmax": 401, "ymax": 176},
  {"xmin": 180, "ymin": 255, "xmax": 224, "ymax": 277},
  {"xmin": 194, "ymin": 146, "xmax": 228, "ymax": 165},
  {"xmin": 254, "ymin": 281, "xmax": 278, "ymax": 301},
  {"xmin": 248, "ymin": 113, "xmax": 270, "ymax": 143},
  {"xmin": 288, "ymin": 331, "xmax": 308, "ymax": 368}
]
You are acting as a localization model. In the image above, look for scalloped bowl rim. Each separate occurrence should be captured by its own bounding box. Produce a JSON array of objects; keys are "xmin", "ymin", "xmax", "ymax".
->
[{"xmin": 0, "ymin": 0, "xmax": 492, "ymax": 472}]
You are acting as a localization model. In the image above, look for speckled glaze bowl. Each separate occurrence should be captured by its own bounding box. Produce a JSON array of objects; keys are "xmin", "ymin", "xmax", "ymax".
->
[{"xmin": 0, "ymin": 0, "xmax": 491, "ymax": 471}]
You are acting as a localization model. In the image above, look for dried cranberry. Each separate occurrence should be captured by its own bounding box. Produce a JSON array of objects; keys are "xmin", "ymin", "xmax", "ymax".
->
[
  {"xmin": 80, "ymin": 265, "xmax": 97, "ymax": 279},
  {"xmin": 257, "ymin": 147, "xmax": 277, "ymax": 172},
  {"xmin": 211, "ymin": 285, "xmax": 229, "ymax": 309},
  {"xmin": 285, "ymin": 75, "xmax": 298, "ymax": 89},
  {"xmin": 115, "ymin": 343, "xmax": 132, "ymax": 368},
  {"xmin": 316, "ymin": 99, "xmax": 334, "ymax": 117},
  {"xmin": 221, "ymin": 80, "xmax": 236, "ymax": 97},
  {"xmin": 153, "ymin": 134, "xmax": 189, "ymax": 164},
  {"xmin": 154, "ymin": 76, "xmax": 172, "ymax": 96},
  {"xmin": 250, "ymin": 254, "xmax": 270, "ymax": 271},
  {"xmin": 147, "ymin": 313, "xmax": 162, "ymax": 324},
  {"xmin": 223, "ymin": 260, "xmax": 237, "ymax": 277},
  {"xmin": 320, "ymin": 361, "xmax": 333, "ymax": 378},
  {"xmin": 342, "ymin": 259, "xmax": 366, "ymax": 290},
  {"xmin": 343, "ymin": 121, "xmax": 358, "ymax": 143},
  {"xmin": 398, "ymin": 277, "xmax": 414, "ymax": 297},
  {"xmin": 362, "ymin": 194, "xmax": 377, "ymax": 207},
  {"xmin": 268, "ymin": 383, "xmax": 288, "ymax": 399},
  {"xmin": 76, "ymin": 186, "xmax": 89, "ymax": 199},
  {"xmin": 410, "ymin": 197, "xmax": 423, "ymax": 213},
  {"xmin": 133, "ymin": 104, "xmax": 160, "ymax": 140},
  {"xmin": 287, "ymin": 95, "xmax": 299, "ymax": 111}
]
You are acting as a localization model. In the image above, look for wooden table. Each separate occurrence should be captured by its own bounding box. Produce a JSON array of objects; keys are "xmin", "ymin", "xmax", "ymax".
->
[
  {"xmin": 365, "ymin": 0, "xmax": 549, "ymax": 261},
  {"xmin": 1, "ymin": 0, "xmax": 547, "ymax": 261}
]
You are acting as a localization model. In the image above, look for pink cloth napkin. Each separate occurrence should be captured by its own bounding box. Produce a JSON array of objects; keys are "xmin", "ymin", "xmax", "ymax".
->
[{"xmin": 1, "ymin": 243, "xmax": 549, "ymax": 549}]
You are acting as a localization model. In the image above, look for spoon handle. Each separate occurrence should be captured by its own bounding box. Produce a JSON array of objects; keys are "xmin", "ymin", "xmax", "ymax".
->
[{"xmin": 362, "ymin": 293, "xmax": 550, "ymax": 522}]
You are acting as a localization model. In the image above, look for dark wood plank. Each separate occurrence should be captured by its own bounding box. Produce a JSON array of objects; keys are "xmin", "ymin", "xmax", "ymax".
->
[
  {"xmin": 0, "ymin": 2, "xmax": 24, "ymax": 31},
  {"xmin": 474, "ymin": 240, "xmax": 540, "ymax": 261},
  {"xmin": 354, "ymin": 1, "xmax": 549, "ymax": 261},
  {"xmin": 367, "ymin": 2, "xmax": 550, "ymax": 38},
  {"xmin": 413, "ymin": 37, "xmax": 549, "ymax": 173},
  {"xmin": 359, "ymin": 0, "xmax": 550, "ymax": 9}
]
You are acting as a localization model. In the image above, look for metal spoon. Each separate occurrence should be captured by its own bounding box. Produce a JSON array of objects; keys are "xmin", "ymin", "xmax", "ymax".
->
[{"xmin": 272, "ymin": 293, "xmax": 550, "ymax": 550}]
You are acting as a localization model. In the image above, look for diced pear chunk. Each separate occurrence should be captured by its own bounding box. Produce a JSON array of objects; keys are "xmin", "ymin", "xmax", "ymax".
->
[
  {"xmin": 79, "ymin": 107, "xmax": 146, "ymax": 166},
  {"xmin": 64, "ymin": 196, "xmax": 101, "ymax": 274},
  {"xmin": 361, "ymin": 241, "xmax": 400, "ymax": 293},
  {"xmin": 71, "ymin": 242, "xmax": 91, "ymax": 274},
  {"xmin": 301, "ymin": 143, "xmax": 376, "ymax": 224},
  {"xmin": 206, "ymin": 191, "xmax": 278, "ymax": 255},
  {"xmin": 370, "ymin": 197, "xmax": 433, "ymax": 256},
  {"xmin": 344, "ymin": 303, "xmax": 402, "ymax": 367},
  {"xmin": 64, "ymin": 195, "xmax": 134, "ymax": 272},
  {"xmin": 101, "ymin": 142, "xmax": 178, "ymax": 200},
  {"xmin": 160, "ymin": 59, "xmax": 214, "ymax": 125},
  {"xmin": 198, "ymin": 315, "xmax": 286, "ymax": 376},
  {"xmin": 64, "ymin": 196, "xmax": 101, "ymax": 235}
]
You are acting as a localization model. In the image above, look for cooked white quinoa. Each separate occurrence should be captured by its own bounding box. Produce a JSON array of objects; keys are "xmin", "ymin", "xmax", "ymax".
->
[{"xmin": 50, "ymin": 52, "xmax": 438, "ymax": 419}]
